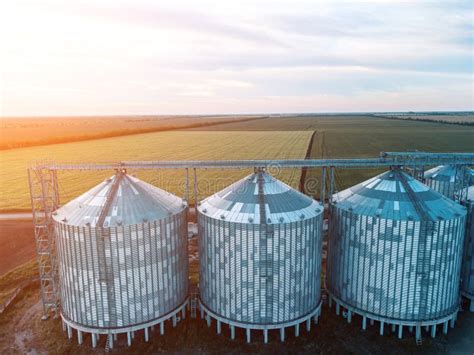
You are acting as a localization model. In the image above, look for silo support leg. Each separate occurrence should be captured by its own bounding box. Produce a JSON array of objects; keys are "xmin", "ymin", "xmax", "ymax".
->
[
  {"xmin": 280, "ymin": 328, "xmax": 285, "ymax": 342},
  {"xmin": 77, "ymin": 330, "xmax": 83, "ymax": 345},
  {"xmin": 295, "ymin": 323, "xmax": 300, "ymax": 337},
  {"xmin": 431, "ymin": 325, "xmax": 436, "ymax": 338},
  {"xmin": 409, "ymin": 326, "xmax": 413, "ymax": 332},
  {"xmin": 182, "ymin": 307, "xmax": 186, "ymax": 320},
  {"xmin": 328, "ymin": 295, "xmax": 332, "ymax": 308},
  {"xmin": 415, "ymin": 326, "xmax": 421, "ymax": 342},
  {"xmin": 109, "ymin": 334, "xmax": 114, "ymax": 349},
  {"xmin": 91, "ymin": 333, "xmax": 97, "ymax": 348},
  {"xmin": 398, "ymin": 325, "xmax": 403, "ymax": 339},
  {"xmin": 443, "ymin": 321, "xmax": 448, "ymax": 334},
  {"xmin": 67, "ymin": 325, "xmax": 72, "ymax": 339},
  {"xmin": 336, "ymin": 303, "xmax": 340, "ymax": 316},
  {"xmin": 313, "ymin": 314, "xmax": 319, "ymax": 325},
  {"xmin": 114, "ymin": 333, "xmax": 118, "ymax": 341},
  {"xmin": 470, "ymin": 300, "xmax": 474, "ymax": 312},
  {"xmin": 206, "ymin": 315, "xmax": 211, "ymax": 327},
  {"xmin": 200, "ymin": 307, "xmax": 204, "ymax": 319},
  {"xmin": 379, "ymin": 321, "xmax": 384, "ymax": 336},
  {"xmin": 246, "ymin": 328, "xmax": 251, "ymax": 343},
  {"xmin": 306, "ymin": 318, "xmax": 311, "ymax": 332},
  {"xmin": 160, "ymin": 322, "xmax": 165, "ymax": 335},
  {"xmin": 425, "ymin": 326, "xmax": 429, "ymax": 332},
  {"xmin": 347, "ymin": 311, "xmax": 352, "ymax": 323},
  {"xmin": 450, "ymin": 317, "xmax": 456, "ymax": 328},
  {"xmin": 362, "ymin": 316, "xmax": 367, "ymax": 330},
  {"xmin": 144, "ymin": 327, "xmax": 149, "ymax": 342},
  {"xmin": 230, "ymin": 326, "xmax": 235, "ymax": 340},
  {"xmin": 217, "ymin": 320, "xmax": 221, "ymax": 334},
  {"xmin": 264, "ymin": 329, "xmax": 268, "ymax": 344},
  {"xmin": 172, "ymin": 315, "xmax": 177, "ymax": 327},
  {"xmin": 127, "ymin": 332, "xmax": 132, "ymax": 346},
  {"xmin": 62, "ymin": 320, "xmax": 66, "ymax": 332},
  {"xmin": 391, "ymin": 324, "xmax": 396, "ymax": 332},
  {"xmin": 370, "ymin": 319, "xmax": 374, "ymax": 326}
]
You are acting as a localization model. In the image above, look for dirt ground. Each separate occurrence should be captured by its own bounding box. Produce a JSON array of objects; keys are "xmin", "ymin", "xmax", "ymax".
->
[
  {"xmin": 0, "ymin": 219, "xmax": 35, "ymax": 276},
  {"xmin": 1, "ymin": 282, "xmax": 473, "ymax": 354}
]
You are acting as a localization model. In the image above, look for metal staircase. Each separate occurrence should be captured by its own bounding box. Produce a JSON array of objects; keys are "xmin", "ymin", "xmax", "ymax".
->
[
  {"xmin": 28, "ymin": 165, "xmax": 60, "ymax": 318},
  {"xmin": 396, "ymin": 169, "xmax": 432, "ymax": 341}
]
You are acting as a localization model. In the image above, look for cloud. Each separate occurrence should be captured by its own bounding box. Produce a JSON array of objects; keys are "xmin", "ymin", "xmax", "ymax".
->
[{"xmin": 1, "ymin": 0, "xmax": 473, "ymax": 115}]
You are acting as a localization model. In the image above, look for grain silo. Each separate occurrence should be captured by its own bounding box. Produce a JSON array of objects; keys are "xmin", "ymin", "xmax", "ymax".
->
[
  {"xmin": 53, "ymin": 171, "xmax": 189, "ymax": 348},
  {"xmin": 326, "ymin": 168, "xmax": 466, "ymax": 341},
  {"xmin": 461, "ymin": 186, "xmax": 474, "ymax": 312},
  {"xmin": 423, "ymin": 165, "xmax": 470, "ymax": 201},
  {"xmin": 197, "ymin": 168, "xmax": 323, "ymax": 343}
]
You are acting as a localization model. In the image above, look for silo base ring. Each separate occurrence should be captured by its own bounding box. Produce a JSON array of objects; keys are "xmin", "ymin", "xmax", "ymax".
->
[
  {"xmin": 60, "ymin": 297, "xmax": 189, "ymax": 348},
  {"xmin": 327, "ymin": 293, "xmax": 458, "ymax": 340},
  {"xmin": 198, "ymin": 299, "xmax": 322, "ymax": 343}
]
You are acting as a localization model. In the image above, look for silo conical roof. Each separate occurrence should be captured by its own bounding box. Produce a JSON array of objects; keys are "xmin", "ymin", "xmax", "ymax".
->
[
  {"xmin": 424, "ymin": 165, "xmax": 459, "ymax": 182},
  {"xmin": 199, "ymin": 169, "xmax": 322, "ymax": 224},
  {"xmin": 333, "ymin": 169, "xmax": 465, "ymax": 221},
  {"xmin": 53, "ymin": 172, "xmax": 186, "ymax": 227}
]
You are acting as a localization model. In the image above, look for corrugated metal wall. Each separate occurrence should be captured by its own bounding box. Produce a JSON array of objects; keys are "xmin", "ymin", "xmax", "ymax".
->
[
  {"xmin": 461, "ymin": 198, "xmax": 474, "ymax": 299},
  {"xmin": 55, "ymin": 209, "xmax": 188, "ymax": 329},
  {"xmin": 198, "ymin": 213, "xmax": 322, "ymax": 325},
  {"xmin": 424, "ymin": 179, "xmax": 457, "ymax": 201},
  {"xmin": 327, "ymin": 205, "xmax": 465, "ymax": 321}
]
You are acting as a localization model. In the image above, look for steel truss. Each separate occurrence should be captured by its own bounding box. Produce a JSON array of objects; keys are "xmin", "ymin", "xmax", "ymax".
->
[
  {"xmin": 28, "ymin": 164, "xmax": 60, "ymax": 317},
  {"xmin": 28, "ymin": 152, "xmax": 474, "ymax": 317}
]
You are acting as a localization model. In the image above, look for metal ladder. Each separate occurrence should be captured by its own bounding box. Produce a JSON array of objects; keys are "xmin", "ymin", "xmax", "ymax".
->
[
  {"xmin": 28, "ymin": 165, "xmax": 60, "ymax": 318},
  {"xmin": 396, "ymin": 169, "xmax": 432, "ymax": 324}
]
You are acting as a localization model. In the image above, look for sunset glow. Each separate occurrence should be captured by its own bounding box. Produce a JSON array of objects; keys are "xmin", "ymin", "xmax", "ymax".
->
[{"xmin": 1, "ymin": 0, "xmax": 473, "ymax": 116}]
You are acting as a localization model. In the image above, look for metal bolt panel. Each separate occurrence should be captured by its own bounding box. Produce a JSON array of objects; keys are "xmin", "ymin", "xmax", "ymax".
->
[
  {"xmin": 327, "ymin": 205, "xmax": 466, "ymax": 321},
  {"xmin": 198, "ymin": 213, "xmax": 322, "ymax": 325},
  {"xmin": 55, "ymin": 209, "xmax": 189, "ymax": 329}
]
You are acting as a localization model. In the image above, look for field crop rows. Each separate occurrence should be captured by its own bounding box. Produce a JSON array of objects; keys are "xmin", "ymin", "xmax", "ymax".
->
[
  {"xmin": 1, "ymin": 115, "xmax": 474, "ymax": 210},
  {"xmin": 0, "ymin": 130, "xmax": 312, "ymax": 211},
  {"xmin": 0, "ymin": 115, "xmax": 267, "ymax": 150},
  {"xmin": 303, "ymin": 116, "xmax": 474, "ymax": 198}
]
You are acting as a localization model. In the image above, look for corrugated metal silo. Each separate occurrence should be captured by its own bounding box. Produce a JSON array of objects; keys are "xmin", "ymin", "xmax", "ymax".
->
[
  {"xmin": 327, "ymin": 168, "xmax": 466, "ymax": 340},
  {"xmin": 461, "ymin": 186, "xmax": 474, "ymax": 312},
  {"xmin": 423, "ymin": 165, "xmax": 470, "ymax": 201},
  {"xmin": 197, "ymin": 168, "xmax": 323, "ymax": 343},
  {"xmin": 53, "ymin": 171, "xmax": 189, "ymax": 347}
]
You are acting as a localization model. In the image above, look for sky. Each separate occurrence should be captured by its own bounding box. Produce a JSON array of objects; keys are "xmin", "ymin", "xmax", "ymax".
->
[{"xmin": 0, "ymin": 0, "xmax": 473, "ymax": 116}]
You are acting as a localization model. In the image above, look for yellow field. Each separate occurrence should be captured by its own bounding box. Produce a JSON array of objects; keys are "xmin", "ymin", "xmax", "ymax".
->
[
  {"xmin": 0, "ymin": 115, "xmax": 266, "ymax": 150},
  {"xmin": 0, "ymin": 130, "xmax": 312, "ymax": 211}
]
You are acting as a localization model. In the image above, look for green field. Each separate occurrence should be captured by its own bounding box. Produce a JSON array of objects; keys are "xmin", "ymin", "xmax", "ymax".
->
[
  {"xmin": 303, "ymin": 116, "xmax": 474, "ymax": 197},
  {"xmin": 1, "ymin": 115, "xmax": 473, "ymax": 211},
  {"xmin": 0, "ymin": 130, "xmax": 311, "ymax": 211}
]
